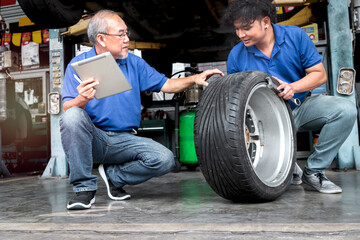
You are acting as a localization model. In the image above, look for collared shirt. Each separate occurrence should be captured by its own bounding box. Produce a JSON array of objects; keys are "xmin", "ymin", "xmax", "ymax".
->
[
  {"xmin": 62, "ymin": 47, "xmax": 168, "ymax": 131},
  {"xmin": 227, "ymin": 23, "xmax": 322, "ymax": 108}
]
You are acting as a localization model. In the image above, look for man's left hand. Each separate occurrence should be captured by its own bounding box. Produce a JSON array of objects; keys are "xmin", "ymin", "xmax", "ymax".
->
[
  {"xmin": 194, "ymin": 69, "xmax": 224, "ymax": 86},
  {"xmin": 273, "ymin": 76, "xmax": 294, "ymax": 100}
]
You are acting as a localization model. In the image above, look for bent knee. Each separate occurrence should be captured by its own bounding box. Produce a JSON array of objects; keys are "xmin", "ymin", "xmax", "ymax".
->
[
  {"xmin": 60, "ymin": 107, "xmax": 89, "ymax": 130},
  {"xmin": 158, "ymin": 148, "xmax": 175, "ymax": 171},
  {"xmin": 338, "ymin": 99, "xmax": 357, "ymax": 123},
  {"xmin": 146, "ymin": 148, "xmax": 175, "ymax": 174},
  {"xmin": 326, "ymin": 97, "xmax": 356, "ymax": 120}
]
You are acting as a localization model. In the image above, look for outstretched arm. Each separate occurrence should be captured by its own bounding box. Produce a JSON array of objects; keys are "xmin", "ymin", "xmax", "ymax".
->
[{"xmin": 160, "ymin": 69, "xmax": 224, "ymax": 93}]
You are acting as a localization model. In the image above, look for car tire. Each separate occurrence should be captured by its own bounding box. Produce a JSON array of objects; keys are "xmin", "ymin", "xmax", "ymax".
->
[
  {"xmin": 194, "ymin": 71, "xmax": 296, "ymax": 202},
  {"xmin": 18, "ymin": 0, "xmax": 84, "ymax": 28}
]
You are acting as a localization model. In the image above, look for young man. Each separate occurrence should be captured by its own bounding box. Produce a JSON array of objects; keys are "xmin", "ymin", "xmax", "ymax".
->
[
  {"xmin": 222, "ymin": 0, "xmax": 356, "ymax": 194},
  {"xmin": 61, "ymin": 9, "xmax": 223, "ymax": 210}
]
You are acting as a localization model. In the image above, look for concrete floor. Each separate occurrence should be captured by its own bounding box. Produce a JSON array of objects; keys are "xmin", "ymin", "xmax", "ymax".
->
[{"xmin": 1, "ymin": 161, "xmax": 360, "ymax": 239}]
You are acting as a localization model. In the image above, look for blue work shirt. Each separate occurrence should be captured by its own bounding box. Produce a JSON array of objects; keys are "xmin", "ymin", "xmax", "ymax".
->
[
  {"xmin": 227, "ymin": 23, "xmax": 322, "ymax": 108},
  {"xmin": 62, "ymin": 47, "xmax": 168, "ymax": 131}
]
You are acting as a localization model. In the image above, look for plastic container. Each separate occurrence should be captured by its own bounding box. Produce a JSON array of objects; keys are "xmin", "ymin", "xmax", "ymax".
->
[{"xmin": 179, "ymin": 110, "xmax": 198, "ymax": 164}]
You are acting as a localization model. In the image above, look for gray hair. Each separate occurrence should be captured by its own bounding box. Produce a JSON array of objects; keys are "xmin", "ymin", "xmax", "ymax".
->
[{"xmin": 87, "ymin": 9, "xmax": 118, "ymax": 44}]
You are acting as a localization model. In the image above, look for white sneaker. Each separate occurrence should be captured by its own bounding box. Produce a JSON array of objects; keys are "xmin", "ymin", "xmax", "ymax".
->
[{"xmin": 98, "ymin": 164, "xmax": 131, "ymax": 200}]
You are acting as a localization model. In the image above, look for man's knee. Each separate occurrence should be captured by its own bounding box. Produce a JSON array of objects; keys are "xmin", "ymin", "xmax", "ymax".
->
[
  {"xmin": 152, "ymin": 147, "xmax": 175, "ymax": 173},
  {"xmin": 156, "ymin": 148, "xmax": 175, "ymax": 173},
  {"xmin": 335, "ymin": 98, "xmax": 357, "ymax": 124},
  {"xmin": 60, "ymin": 107, "xmax": 88, "ymax": 131}
]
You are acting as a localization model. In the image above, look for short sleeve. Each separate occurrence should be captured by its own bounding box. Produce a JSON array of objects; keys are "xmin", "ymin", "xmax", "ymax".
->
[
  {"xmin": 62, "ymin": 63, "xmax": 81, "ymax": 103},
  {"xmin": 299, "ymin": 29, "xmax": 322, "ymax": 70},
  {"xmin": 227, "ymin": 50, "xmax": 238, "ymax": 74},
  {"xmin": 137, "ymin": 58, "xmax": 168, "ymax": 92}
]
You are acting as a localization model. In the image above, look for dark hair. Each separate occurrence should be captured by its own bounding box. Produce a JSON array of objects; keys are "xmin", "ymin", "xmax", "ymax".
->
[{"xmin": 221, "ymin": 0, "xmax": 276, "ymax": 27}]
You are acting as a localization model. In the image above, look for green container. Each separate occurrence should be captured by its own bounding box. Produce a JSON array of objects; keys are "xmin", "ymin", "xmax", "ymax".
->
[{"xmin": 179, "ymin": 110, "xmax": 198, "ymax": 164}]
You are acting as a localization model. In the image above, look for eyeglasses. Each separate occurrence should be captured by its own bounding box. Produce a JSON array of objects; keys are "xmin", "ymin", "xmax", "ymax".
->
[{"xmin": 99, "ymin": 31, "xmax": 131, "ymax": 39}]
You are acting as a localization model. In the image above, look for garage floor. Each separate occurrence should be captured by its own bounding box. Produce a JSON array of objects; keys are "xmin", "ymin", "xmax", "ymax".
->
[{"xmin": 1, "ymin": 160, "xmax": 360, "ymax": 239}]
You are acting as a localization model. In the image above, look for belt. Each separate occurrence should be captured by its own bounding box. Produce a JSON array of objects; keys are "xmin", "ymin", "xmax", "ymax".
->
[{"xmin": 105, "ymin": 129, "xmax": 138, "ymax": 135}]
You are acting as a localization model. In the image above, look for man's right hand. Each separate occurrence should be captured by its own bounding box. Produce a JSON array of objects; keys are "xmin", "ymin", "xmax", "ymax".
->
[
  {"xmin": 77, "ymin": 77, "xmax": 99, "ymax": 101},
  {"xmin": 63, "ymin": 77, "xmax": 99, "ymax": 112}
]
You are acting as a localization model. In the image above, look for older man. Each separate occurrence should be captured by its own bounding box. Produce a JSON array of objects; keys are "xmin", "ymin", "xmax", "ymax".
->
[{"xmin": 61, "ymin": 9, "xmax": 223, "ymax": 210}]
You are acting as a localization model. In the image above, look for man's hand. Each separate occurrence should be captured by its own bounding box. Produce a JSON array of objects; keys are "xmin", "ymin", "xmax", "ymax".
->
[
  {"xmin": 161, "ymin": 68, "xmax": 224, "ymax": 93},
  {"xmin": 77, "ymin": 77, "xmax": 99, "ymax": 101},
  {"xmin": 63, "ymin": 77, "xmax": 99, "ymax": 112},
  {"xmin": 194, "ymin": 69, "xmax": 224, "ymax": 87},
  {"xmin": 273, "ymin": 76, "xmax": 294, "ymax": 100}
]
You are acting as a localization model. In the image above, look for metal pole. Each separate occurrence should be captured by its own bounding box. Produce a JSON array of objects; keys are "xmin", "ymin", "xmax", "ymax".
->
[
  {"xmin": 328, "ymin": 0, "xmax": 360, "ymax": 169},
  {"xmin": 41, "ymin": 29, "xmax": 67, "ymax": 178},
  {"xmin": 0, "ymin": 128, "xmax": 11, "ymax": 177}
]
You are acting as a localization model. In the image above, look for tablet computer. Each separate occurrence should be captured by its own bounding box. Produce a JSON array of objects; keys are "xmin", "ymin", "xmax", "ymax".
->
[{"xmin": 71, "ymin": 52, "xmax": 132, "ymax": 99}]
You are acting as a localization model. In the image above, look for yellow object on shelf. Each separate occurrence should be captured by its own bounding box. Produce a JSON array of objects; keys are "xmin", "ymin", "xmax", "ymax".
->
[
  {"xmin": 273, "ymin": 0, "xmax": 319, "ymax": 6},
  {"xmin": 277, "ymin": 5, "xmax": 314, "ymax": 27},
  {"xmin": 61, "ymin": 17, "xmax": 91, "ymax": 37},
  {"xmin": 301, "ymin": 23, "xmax": 318, "ymax": 43},
  {"xmin": 128, "ymin": 41, "xmax": 166, "ymax": 50}
]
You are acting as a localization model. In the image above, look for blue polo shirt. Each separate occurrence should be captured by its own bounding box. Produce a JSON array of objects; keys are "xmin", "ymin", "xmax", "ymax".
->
[
  {"xmin": 227, "ymin": 23, "xmax": 322, "ymax": 108},
  {"xmin": 62, "ymin": 47, "xmax": 168, "ymax": 131}
]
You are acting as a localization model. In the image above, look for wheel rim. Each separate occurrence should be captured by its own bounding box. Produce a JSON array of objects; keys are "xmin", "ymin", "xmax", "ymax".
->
[{"xmin": 243, "ymin": 83, "xmax": 294, "ymax": 187}]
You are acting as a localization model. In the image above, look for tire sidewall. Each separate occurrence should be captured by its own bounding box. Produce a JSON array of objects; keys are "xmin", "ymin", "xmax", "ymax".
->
[
  {"xmin": 195, "ymin": 71, "xmax": 296, "ymax": 202},
  {"xmin": 236, "ymin": 71, "xmax": 296, "ymax": 198}
]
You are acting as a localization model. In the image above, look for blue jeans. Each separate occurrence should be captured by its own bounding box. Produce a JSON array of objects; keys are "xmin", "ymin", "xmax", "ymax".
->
[
  {"xmin": 59, "ymin": 107, "xmax": 175, "ymax": 192},
  {"xmin": 292, "ymin": 94, "xmax": 357, "ymax": 174}
]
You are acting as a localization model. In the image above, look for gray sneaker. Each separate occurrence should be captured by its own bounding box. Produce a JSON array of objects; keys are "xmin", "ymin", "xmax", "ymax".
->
[
  {"xmin": 292, "ymin": 163, "xmax": 303, "ymax": 185},
  {"xmin": 302, "ymin": 172, "xmax": 342, "ymax": 194}
]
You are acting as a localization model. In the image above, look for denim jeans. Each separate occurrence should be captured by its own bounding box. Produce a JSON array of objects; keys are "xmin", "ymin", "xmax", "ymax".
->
[
  {"xmin": 60, "ymin": 107, "xmax": 175, "ymax": 192},
  {"xmin": 292, "ymin": 94, "xmax": 357, "ymax": 174}
]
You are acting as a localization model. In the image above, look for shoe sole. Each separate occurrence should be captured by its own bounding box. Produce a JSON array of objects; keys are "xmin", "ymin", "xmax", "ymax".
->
[
  {"xmin": 67, "ymin": 197, "xmax": 95, "ymax": 210},
  {"xmin": 98, "ymin": 164, "xmax": 131, "ymax": 201},
  {"xmin": 319, "ymin": 188, "xmax": 342, "ymax": 194},
  {"xmin": 292, "ymin": 179, "xmax": 302, "ymax": 185},
  {"xmin": 302, "ymin": 178, "xmax": 342, "ymax": 194}
]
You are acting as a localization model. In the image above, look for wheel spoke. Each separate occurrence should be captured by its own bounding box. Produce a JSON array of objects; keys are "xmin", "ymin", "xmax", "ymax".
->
[{"xmin": 245, "ymin": 107, "xmax": 262, "ymax": 168}]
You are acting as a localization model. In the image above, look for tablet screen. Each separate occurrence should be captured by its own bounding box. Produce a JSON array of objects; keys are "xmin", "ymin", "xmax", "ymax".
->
[{"xmin": 71, "ymin": 52, "xmax": 132, "ymax": 99}]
